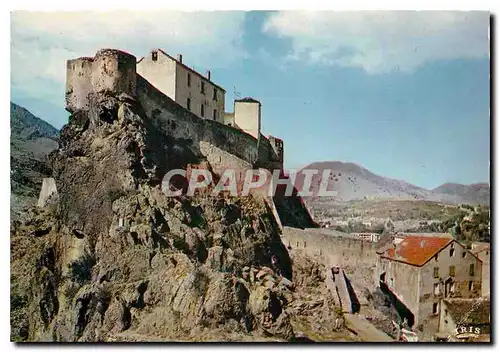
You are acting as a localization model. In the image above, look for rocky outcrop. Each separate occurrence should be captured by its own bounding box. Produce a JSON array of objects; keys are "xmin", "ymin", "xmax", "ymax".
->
[
  {"xmin": 10, "ymin": 79, "xmax": 363, "ymax": 341},
  {"xmin": 11, "ymin": 91, "xmax": 299, "ymax": 342}
]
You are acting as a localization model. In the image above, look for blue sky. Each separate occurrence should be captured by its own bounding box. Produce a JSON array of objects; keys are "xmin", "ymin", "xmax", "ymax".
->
[{"xmin": 11, "ymin": 11, "xmax": 490, "ymax": 189}]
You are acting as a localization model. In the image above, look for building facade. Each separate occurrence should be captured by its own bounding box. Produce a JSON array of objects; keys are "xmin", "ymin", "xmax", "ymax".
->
[
  {"xmin": 471, "ymin": 242, "xmax": 490, "ymax": 297},
  {"xmin": 232, "ymin": 98, "xmax": 262, "ymax": 139},
  {"xmin": 223, "ymin": 112, "xmax": 235, "ymax": 127},
  {"xmin": 375, "ymin": 235, "xmax": 483, "ymax": 335},
  {"xmin": 356, "ymin": 233, "xmax": 380, "ymax": 242},
  {"xmin": 137, "ymin": 49, "xmax": 225, "ymax": 122},
  {"xmin": 134, "ymin": 48, "xmax": 283, "ymax": 168}
]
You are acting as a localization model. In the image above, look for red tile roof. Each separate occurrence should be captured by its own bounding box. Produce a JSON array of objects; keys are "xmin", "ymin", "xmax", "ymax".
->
[{"xmin": 379, "ymin": 236, "xmax": 454, "ymax": 266}]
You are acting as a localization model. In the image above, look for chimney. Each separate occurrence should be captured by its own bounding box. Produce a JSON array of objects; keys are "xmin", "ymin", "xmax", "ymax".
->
[
  {"xmin": 177, "ymin": 54, "xmax": 183, "ymax": 63},
  {"xmin": 206, "ymin": 70, "xmax": 211, "ymax": 80}
]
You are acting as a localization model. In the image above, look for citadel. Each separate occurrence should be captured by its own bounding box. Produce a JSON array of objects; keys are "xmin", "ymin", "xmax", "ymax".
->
[
  {"xmin": 66, "ymin": 48, "xmax": 284, "ymax": 177},
  {"xmin": 31, "ymin": 48, "xmax": 489, "ymax": 342}
]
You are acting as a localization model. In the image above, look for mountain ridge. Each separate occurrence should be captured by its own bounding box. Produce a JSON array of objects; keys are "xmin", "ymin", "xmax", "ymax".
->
[
  {"xmin": 297, "ymin": 161, "xmax": 489, "ymax": 205},
  {"xmin": 10, "ymin": 102, "xmax": 59, "ymax": 216}
]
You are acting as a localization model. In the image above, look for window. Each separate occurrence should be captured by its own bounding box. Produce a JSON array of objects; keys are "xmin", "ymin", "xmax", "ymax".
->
[
  {"xmin": 152, "ymin": 51, "xmax": 158, "ymax": 61},
  {"xmin": 432, "ymin": 302, "xmax": 439, "ymax": 315},
  {"xmin": 380, "ymin": 273, "xmax": 386, "ymax": 283},
  {"xmin": 450, "ymin": 248, "xmax": 455, "ymax": 257},
  {"xmin": 434, "ymin": 254, "xmax": 439, "ymax": 261},
  {"xmin": 433, "ymin": 267, "xmax": 439, "ymax": 278},
  {"xmin": 213, "ymin": 109, "xmax": 217, "ymax": 120},
  {"xmin": 200, "ymin": 104, "xmax": 205, "ymax": 117},
  {"xmin": 201, "ymin": 81, "xmax": 205, "ymax": 94},
  {"xmin": 434, "ymin": 283, "xmax": 440, "ymax": 295},
  {"xmin": 187, "ymin": 73, "xmax": 191, "ymax": 87},
  {"xmin": 445, "ymin": 280, "xmax": 454, "ymax": 297},
  {"xmin": 462, "ymin": 251, "xmax": 467, "ymax": 258},
  {"xmin": 187, "ymin": 98, "xmax": 191, "ymax": 111},
  {"xmin": 449, "ymin": 265, "xmax": 456, "ymax": 277},
  {"xmin": 469, "ymin": 263, "xmax": 475, "ymax": 276},
  {"xmin": 468, "ymin": 281, "xmax": 474, "ymax": 291},
  {"xmin": 213, "ymin": 88, "xmax": 217, "ymax": 101}
]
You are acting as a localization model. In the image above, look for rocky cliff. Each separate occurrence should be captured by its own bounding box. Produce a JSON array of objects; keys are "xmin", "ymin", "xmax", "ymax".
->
[{"xmin": 11, "ymin": 91, "xmax": 345, "ymax": 342}]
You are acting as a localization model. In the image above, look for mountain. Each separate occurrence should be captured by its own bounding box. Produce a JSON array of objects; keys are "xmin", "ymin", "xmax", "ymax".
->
[
  {"xmin": 11, "ymin": 102, "xmax": 59, "ymax": 145},
  {"xmin": 295, "ymin": 161, "xmax": 489, "ymax": 205},
  {"xmin": 432, "ymin": 183, "xmax": 490, "ymax": 205},
  {"xmin": 10, "ymin": 102, "xmax": 59, "ymax": 215}
]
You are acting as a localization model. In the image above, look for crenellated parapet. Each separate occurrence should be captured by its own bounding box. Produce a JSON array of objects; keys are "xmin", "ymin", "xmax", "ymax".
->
[
  {"xmin": 92, "ymin": 49, "xmax": 137, "ymax": 98},
  {"xmin": 65, "ymin": 49, "xmax": 137, "ymax": 113},
  {"xmin": 64, "ymin": 48, "xmax": 285, "ymax": 175},
  {"xmin": 268, "ymin": 135, "xmax": 284, "ymax": 167},
  {"xmin": 66, "ymin": 57, "xmax": 94, "ymax": 112}
]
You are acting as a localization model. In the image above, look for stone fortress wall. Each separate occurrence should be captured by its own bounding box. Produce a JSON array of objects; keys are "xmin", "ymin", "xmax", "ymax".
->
[
  {"xmin": 65, "ymin": 49, "xmax": 283, "ymax": 175},
  {"xmin": 281, "ymin": 226, "xmax": 379, "ymax": 298},
  {"xmin": 66, "ymin": 50, "xmax": 137, "ymax": 113},
  {"xmin": 282, "ymin": 226, "xmax": 378, "ymax": 268}
]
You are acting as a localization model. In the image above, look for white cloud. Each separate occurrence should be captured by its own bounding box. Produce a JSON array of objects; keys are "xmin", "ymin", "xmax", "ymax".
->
[
  {"xmin": 11, "ymin": 11, "xmax": 246, "ymax": 106},
  {"xmin": 263, "ymin": 11, "xmax": 490, "ymax": 73}
]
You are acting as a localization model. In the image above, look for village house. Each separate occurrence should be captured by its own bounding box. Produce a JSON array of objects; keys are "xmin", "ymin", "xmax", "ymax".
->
[
  {"xmin": 436, "ymin": 297, "xmax": 490, "ymax": 342},
  {"xmin": 375, "ymin": 234, "xmax": 483, "ymax": 336},
  {"xmin": 470, "ymin": 242, "xmax": 490, "ymax": 297},
  {"xmin": 361, "ymin": 221, "xmax": 372, "ymax": 228},
  {"xmin": 356, "ymin": 233, "xmax": 380, "ymax": 242}
]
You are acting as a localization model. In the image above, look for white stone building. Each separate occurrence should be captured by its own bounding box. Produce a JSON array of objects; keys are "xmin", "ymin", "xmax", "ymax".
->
[
  {"xmin": 223, "ymin": 97, "xmax": 262, "ymax": 139},
  {"xmin": 137, "ymin": 49, "xmax": 264, "ymax": 142},
  {"xmin": 137, "ymin": 49, "xmax": 225, "ymax": 122}
]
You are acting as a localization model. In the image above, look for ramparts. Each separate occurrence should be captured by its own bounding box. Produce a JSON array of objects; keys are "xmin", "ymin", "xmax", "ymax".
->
[
  {"xmin": 282, "ymin": 226, "xmax": 378, "ymax": 268},
  {"xmin": 136, "ymin": 76, "xmax": 282, "ymax": 174},
  {"xmin": 66, "ymin": 49, "xmax": 136, "ymax": 113},
  {"xmin": 282, "ymin": 226, "xmax": 379, "ymax": 297},
  {"xmin": 65, "ymin": 49, "xmax": 283, "ymax": 175}
]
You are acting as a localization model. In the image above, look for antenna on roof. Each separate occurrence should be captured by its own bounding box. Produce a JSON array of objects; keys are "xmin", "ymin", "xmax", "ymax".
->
[{"xmin": 234, "ymin": 85, "xmax": 241, "ymax": 100}]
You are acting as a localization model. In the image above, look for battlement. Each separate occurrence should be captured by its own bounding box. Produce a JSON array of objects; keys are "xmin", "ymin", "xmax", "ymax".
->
[
  {"xmin": 65, "ymin": 48, "xmax": 284, "ymax": 171},
  {"xmin": 268, "ymin": 135, "xmax": 284, "ymax": 167},
  {"xmin": 66, "ymin": 49, "xmax": 137, "ymax": 113}
]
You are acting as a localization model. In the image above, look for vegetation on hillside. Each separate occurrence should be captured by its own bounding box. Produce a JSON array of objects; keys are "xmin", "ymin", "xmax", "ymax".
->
[
  {"xmin": 404, "ymin": 205, "xmax": 490, "ymax": 243},
  {"xmin": 10, "ymin": 102, "xmax": 59, "ymax": 216},
  {"xmin": 451, "ymin": 206, "xmax": 490, "ymax": 243},
  {"xmin": 317, "ymin": 200, "xmax": 466, "ymax": 223},
  {"xmin": 322, "ymin": 199, "xmax": 490, "ymax": 243}
]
